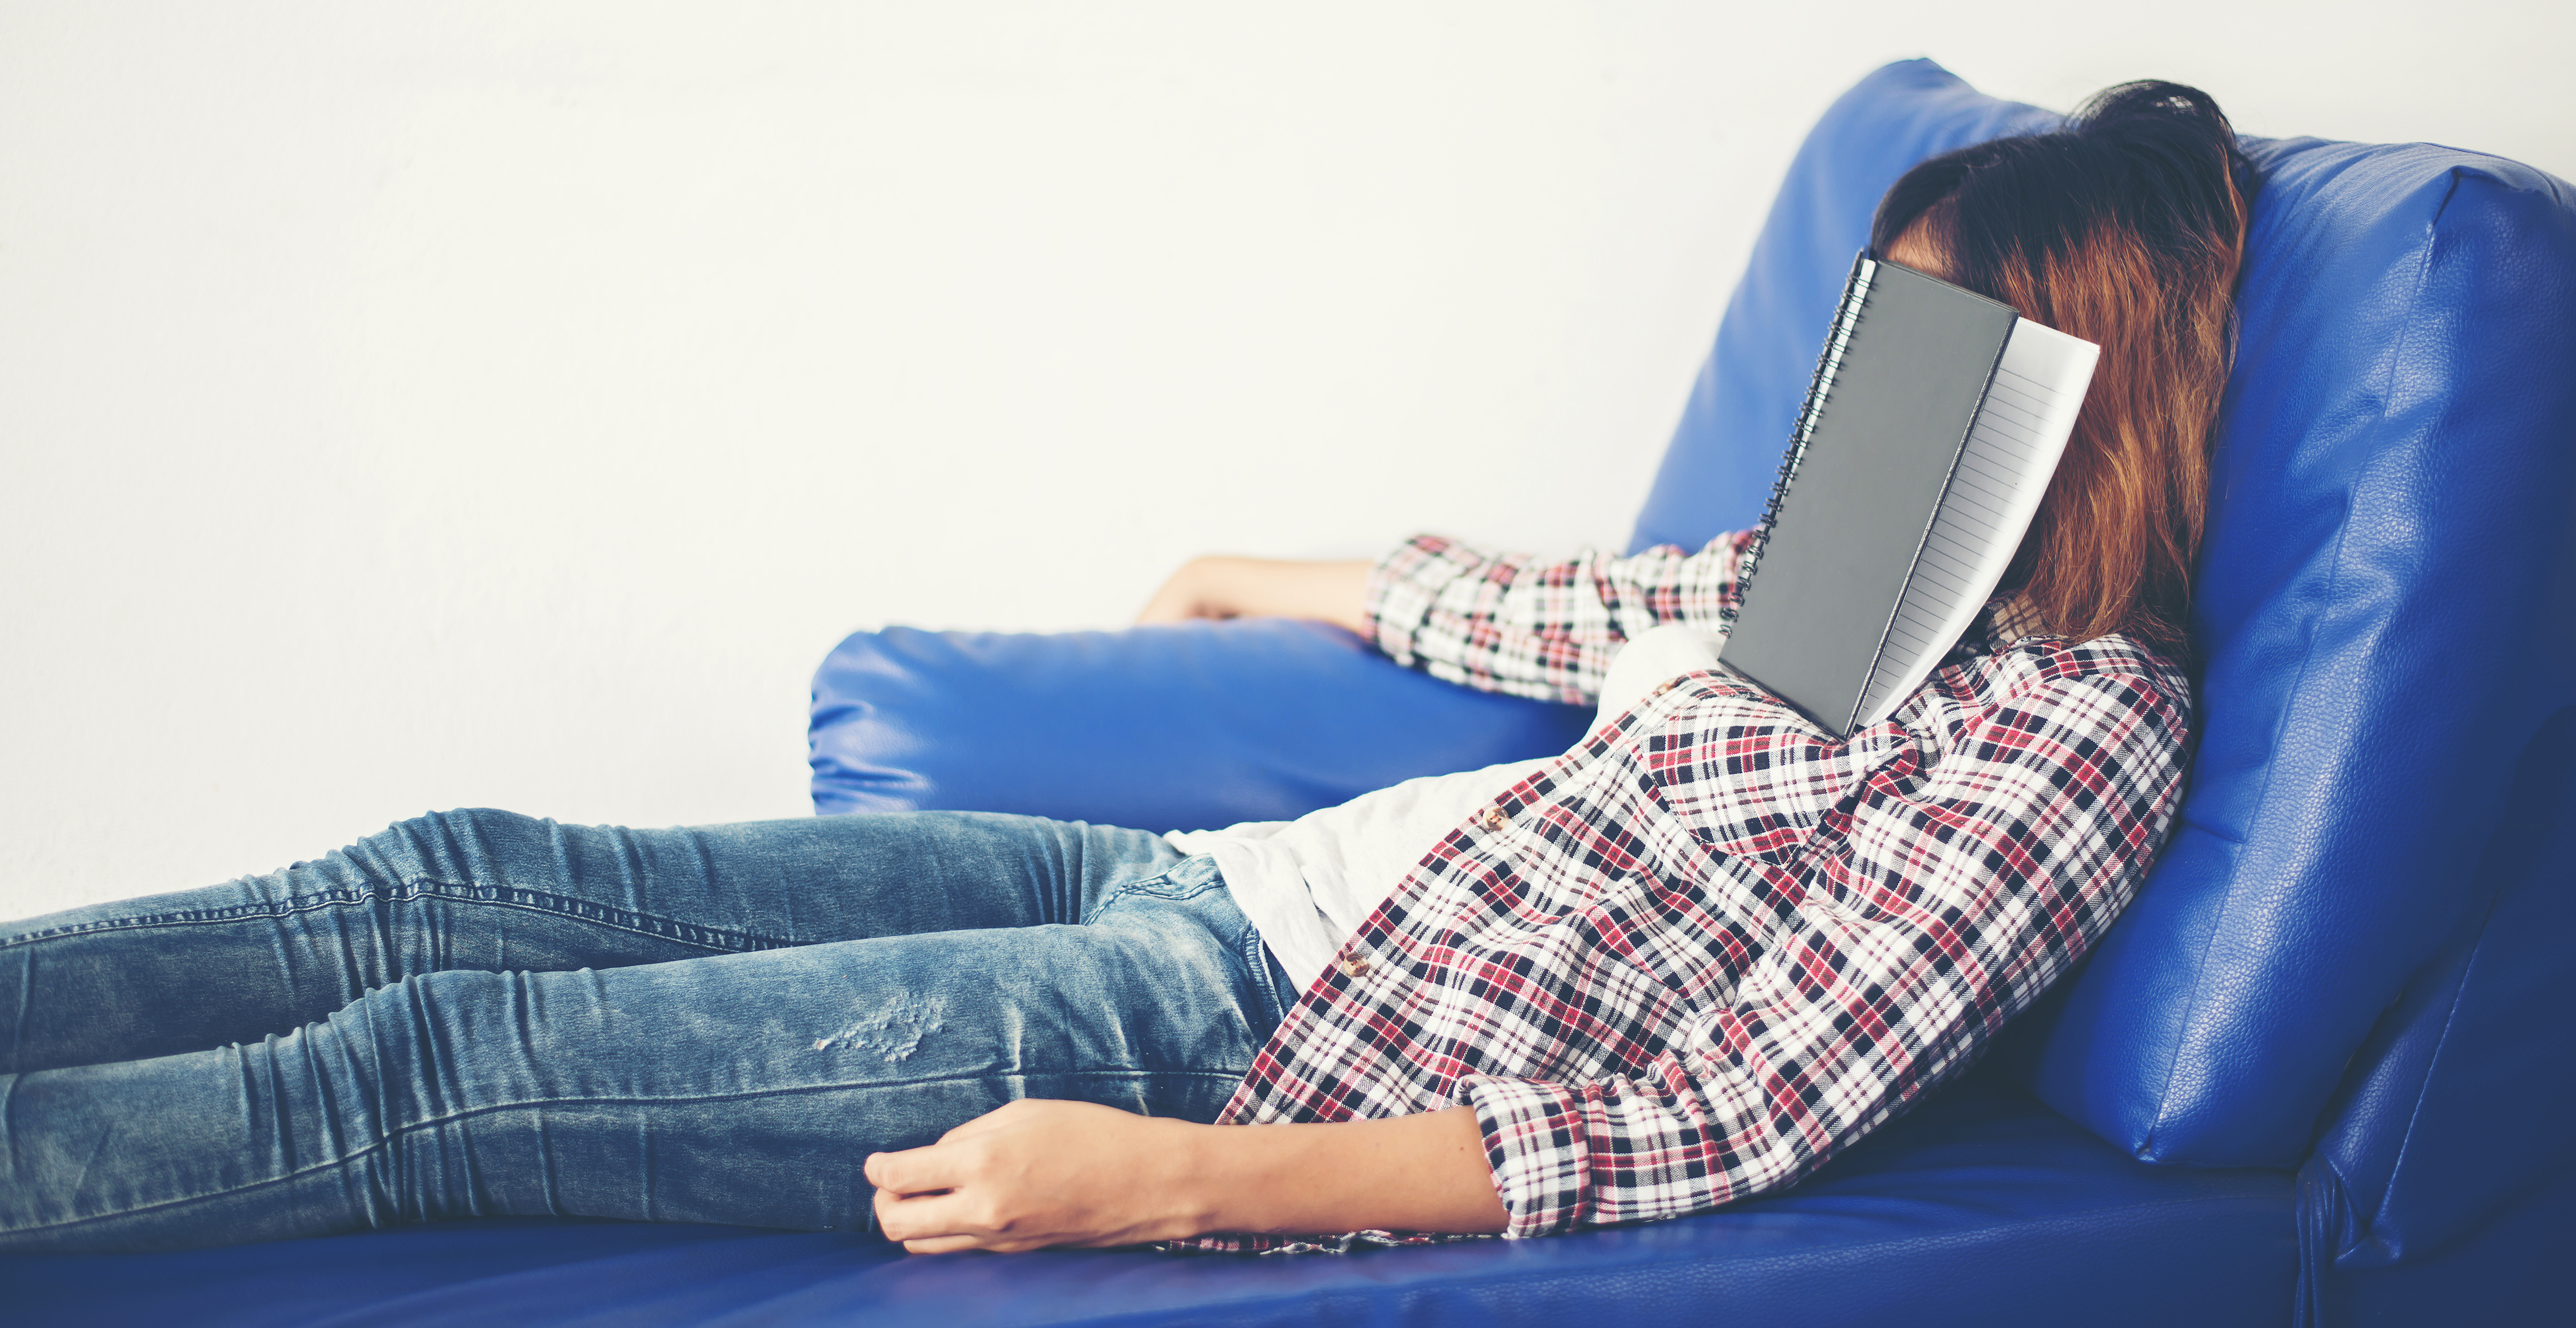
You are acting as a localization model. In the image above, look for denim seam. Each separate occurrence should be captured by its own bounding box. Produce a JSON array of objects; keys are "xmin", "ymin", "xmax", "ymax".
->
[
  {"xmin": 0, "ymin": 878, "xmax": 801, "ymax": 956},
  {"xmin": 1083, "ymin": 861, "xmax": 1226, "ymax": 923},
  {"xmin": 1238, "ymin": 925, "xmax": 1288, "ymax": 1032},
  {"xmin": 6, "ymin": 1069, "xmax": 1254, "ymax": 1236}
]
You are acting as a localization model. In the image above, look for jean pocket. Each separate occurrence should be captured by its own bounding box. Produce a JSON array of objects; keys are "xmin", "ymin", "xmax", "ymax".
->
[{"xmin": 1086, "ymin": 855, "xmax": 1227, "ymax": 918}]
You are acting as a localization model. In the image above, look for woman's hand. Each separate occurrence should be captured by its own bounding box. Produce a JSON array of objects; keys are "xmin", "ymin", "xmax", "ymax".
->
[
  {"xmin": 867, "ymin": 1099, "xmax": 1509, "ymax": 1254},
  {"xmin": 867, "ymin": 1099, "xmax": 1212, "ymax": 1253},
  {"xmin": 1135, "ymin": 556, "xmax": 1372, "ymax": 635}
]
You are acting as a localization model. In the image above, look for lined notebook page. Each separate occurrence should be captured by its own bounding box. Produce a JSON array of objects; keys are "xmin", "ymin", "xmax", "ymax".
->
[{"xmin": 1853, "ymin": 318, "xmax": 2099, "ymax": 728}]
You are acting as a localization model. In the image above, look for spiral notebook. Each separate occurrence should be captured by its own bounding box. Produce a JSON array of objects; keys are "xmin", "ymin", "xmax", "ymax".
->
[{"xmin": 1719, "ymin": 252, "xmax": 2100, "ymax": 737}]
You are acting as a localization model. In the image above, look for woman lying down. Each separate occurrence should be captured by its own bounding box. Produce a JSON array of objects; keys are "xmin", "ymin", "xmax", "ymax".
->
[{"xmin": 0, "ymin": 81, "xmax": 2248, "ymax": 1254}]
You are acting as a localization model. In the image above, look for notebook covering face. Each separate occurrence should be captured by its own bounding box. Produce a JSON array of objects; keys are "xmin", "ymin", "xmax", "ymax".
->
[{"xmin": 1719, "ymin": 254, "xmax": 2099, "ymax": 737}]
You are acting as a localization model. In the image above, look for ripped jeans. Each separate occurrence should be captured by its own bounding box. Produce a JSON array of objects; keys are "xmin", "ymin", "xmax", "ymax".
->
[{"xmin": 0, "ymin": 809, "xmax": 1298, "ymax": 1252}]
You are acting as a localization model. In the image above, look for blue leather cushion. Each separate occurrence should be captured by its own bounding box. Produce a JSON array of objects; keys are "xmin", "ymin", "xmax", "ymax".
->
[
  {"xmin": 2029, "ymin": 133, "xmax": 2576, "ymax": 1166},
  {"xmin": 1, "ymin": 1068, "xmax": 2293, "ymax": 1327},
  {"xmin": 1626, "ymin": 60, "xmax": 2576, "ymax": 1170},
  {"xmin": 1626, "ymin": 60, "xmax": 2056, "ymax": 552},
  {"xmin": 2298, "ymin": 705, "xmax": 2576, "ymax": 1317},
  {"xmin": 812, "ymin": 619, "xmax": 1590, "ymax": 831}
]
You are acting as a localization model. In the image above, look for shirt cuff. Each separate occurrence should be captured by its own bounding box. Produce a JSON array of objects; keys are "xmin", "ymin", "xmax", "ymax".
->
[
  {"xmin": 1461, "ymin": 1075, "xmax": 1594, "ymax": 1239},
  {"xmin": 1364, "ymin": 535, "xmax": 1484, "ymax": 667}
]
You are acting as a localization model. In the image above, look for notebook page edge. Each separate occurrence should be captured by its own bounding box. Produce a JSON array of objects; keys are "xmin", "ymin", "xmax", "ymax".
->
[
  {"xmin": 1852, "ymin": 318, "xmax": 2101, "ymax": 729},
  {"xmin": 1841, "ymin": 320, "xmax": 2013, "ymax": 736}
]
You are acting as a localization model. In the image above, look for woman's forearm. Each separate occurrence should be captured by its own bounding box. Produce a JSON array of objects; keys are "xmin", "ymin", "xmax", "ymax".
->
[
  {"xmin": 1136, "ymin": 556, "xmax": 1371, "ymax": 634},
  {"xmin": 1185, "ymin": 1106, "xmax": 1508, "ymax": 1239},
  {"xmin": 866, "ymin": 1098, "xmax": 1506, "ymax": 1252}
]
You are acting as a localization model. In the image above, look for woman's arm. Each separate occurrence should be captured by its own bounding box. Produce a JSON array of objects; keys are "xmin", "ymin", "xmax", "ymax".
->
[
  {"xmin": 866, "ymin": 1100, "xmax": 1506, "ymax": 1253},
  {"xmin": 1360, "ymin": 533, "xmax": 1753, "ymax": 706},
  {"xmin": 1136, "ymin": 533, "xmax": 1753, "ymax": 708},
  {"xmin": 1135, "ymin": 556, "xmax": 1372, "ymax": 634}
]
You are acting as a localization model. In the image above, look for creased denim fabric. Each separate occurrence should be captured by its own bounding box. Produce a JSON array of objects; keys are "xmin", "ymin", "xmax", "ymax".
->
[{"xmin": 0, "ymin": 808, "xmax": 1291, "ymax": 1252}]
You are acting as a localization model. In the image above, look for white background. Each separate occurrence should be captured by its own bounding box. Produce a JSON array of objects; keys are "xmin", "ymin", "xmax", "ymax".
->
[{"xmin": 5, "ymin": 2, "xmax": 2569, "ymax": 920}]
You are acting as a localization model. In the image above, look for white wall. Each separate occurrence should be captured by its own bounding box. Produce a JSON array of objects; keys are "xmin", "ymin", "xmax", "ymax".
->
[{"xmin": 4, "ymin": 1, "xmax": 2567, "ymax": 921}]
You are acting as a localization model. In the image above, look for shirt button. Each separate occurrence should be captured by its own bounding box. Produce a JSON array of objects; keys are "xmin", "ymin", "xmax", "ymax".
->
[
  {"xmin": 1653, "ymin": 678, "xmax": 1678, "ymax": 697},
  {"xmin": 1477, "ymin": 807, "xmax": 1508, "ymax": 831},
  {"xmin": 1337, "ymin": 954, "xmax": 1372, "ymax": 977}
]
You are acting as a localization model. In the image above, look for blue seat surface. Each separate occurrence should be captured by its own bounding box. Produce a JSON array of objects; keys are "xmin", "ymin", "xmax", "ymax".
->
[{"xmin": 2, "ymin": 1069, "xmax": 2293, "ymax": 1327}]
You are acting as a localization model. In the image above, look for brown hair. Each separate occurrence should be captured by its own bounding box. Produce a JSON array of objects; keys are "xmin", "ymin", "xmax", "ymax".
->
[{"xmin": 1871, "ymin": 81, "xmax": 2255, "ymax": 660}]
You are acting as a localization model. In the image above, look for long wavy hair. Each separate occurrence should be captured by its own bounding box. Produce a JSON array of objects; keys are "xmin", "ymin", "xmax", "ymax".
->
[{"xmin": 1870, "ymin": 81, "xmax": 2255, "ymax": 661}]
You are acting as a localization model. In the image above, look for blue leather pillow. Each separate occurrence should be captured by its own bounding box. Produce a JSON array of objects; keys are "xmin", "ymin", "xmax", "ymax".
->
[
  {"xmin": 811, "ymin": 620, "xmax": 1590, "ymax": 831},
  {"xmin": 1635, "ymin": 60, "xmax": 2576, "ymax": 1167},
  {"xmin": 1627, "ymin": 60, "xmax": 2055, "ymax": 554},
  {"xmin": 2032, "ymin": 137, "xmax": 2576, "ymax": 1166}
]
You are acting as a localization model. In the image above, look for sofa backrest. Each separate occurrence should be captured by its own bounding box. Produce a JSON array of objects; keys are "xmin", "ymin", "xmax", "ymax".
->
[
  {"xmin": 1638, "ymin": 60, "xmax": 2576, "ymax": 1175},
  {"xmin": 1628, "ymin": 65, "xmax": 2055, "ymax": 550}
]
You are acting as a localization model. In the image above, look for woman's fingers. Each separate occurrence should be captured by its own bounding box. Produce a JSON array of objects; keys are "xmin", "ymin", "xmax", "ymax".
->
[
  {"xmin": 865, "ymin": 1103, "xmax": 1025, "ymax": 1207},
  {"xmin": 896, "ymin": 1234, "xmax": 986, "ymax": 1255},
  {"xmin": 867, "ymin": 1099, "xmax": 1208, "ymax": 1252},
  {"xmin": 862, "ymin": 1144, "xmax": 957, "ymax": 1197},
  {"xmin": 872, "ymin": 1169, "xmax": 1045, "ymax": 1252},
  {"xmin": 1134, "ymin": 556, "xmax": 1372, "ymax": 631},
  {"xmin": 874, "ymin": 1185, "xmax": 974, "ymax": 1246},
  {"xmin": 1135, "ymin": 558, "xmax": 1218, "ymax": 624}
]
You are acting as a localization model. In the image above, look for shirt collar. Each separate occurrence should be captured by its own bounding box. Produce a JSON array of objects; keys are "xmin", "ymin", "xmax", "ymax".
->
[{"xmin": 1969, "ymin": 595, "xmax": 2053, "ymax": 654}]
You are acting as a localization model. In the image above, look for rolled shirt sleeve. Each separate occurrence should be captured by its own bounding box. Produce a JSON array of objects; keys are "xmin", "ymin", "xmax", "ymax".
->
[{"xmin": 1365, "ymin": 532, "xmax": 1755, "ymax": 707}]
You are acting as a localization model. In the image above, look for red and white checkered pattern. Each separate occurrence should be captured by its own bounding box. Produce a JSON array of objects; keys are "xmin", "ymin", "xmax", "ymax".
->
[{"xmin": 1182, "ymin": 533, "xmax": 2190, "ymax": 1251}]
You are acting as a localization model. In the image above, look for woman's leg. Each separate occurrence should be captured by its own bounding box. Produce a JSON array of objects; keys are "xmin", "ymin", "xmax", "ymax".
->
[
  {"xmin": 0, "ymin": 858, "xmax": 1286, "ymax": 1252},
  {"xmin": 0, "ymin": 808, "xmax": 1182, "ymax": 1074}
]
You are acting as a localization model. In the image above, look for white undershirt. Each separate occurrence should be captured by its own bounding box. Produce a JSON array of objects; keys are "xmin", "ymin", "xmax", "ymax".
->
[{"xmin": 1169, "ymin": 623, "xmax": 1727, "ymax": 991}]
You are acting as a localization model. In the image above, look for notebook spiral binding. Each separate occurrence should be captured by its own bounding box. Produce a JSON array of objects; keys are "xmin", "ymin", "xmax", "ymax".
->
[{"xmin": 1722, "ymin": 252, "xmax": 1879, "ymax": 627}]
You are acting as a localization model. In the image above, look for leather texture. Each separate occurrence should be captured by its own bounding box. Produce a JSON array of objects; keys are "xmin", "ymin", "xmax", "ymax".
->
[
  {"xmin": 2029, "ymin": 136, "xmax": 2576, "ymax": 1172},
  {"xmin": 809, "ymin": 619, "xmax": 1590, "ymax": 831},
  {"xmin": 2305, "ymin": 1157, "xmax": 2575, "ymax": 1328},
  {"xmin": 1, "ymin": 1067, "xmax": 2296, "ymax": 1327},
  {"xmin": 2296, "ymin": 705, "xmax": 2576, "ymax": 1324}
]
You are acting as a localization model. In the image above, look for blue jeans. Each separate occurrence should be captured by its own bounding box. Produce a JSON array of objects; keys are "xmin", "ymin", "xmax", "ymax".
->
[{"xmin": 0, "ymin": 809, "xmax": 1297, "ymax": 1252}]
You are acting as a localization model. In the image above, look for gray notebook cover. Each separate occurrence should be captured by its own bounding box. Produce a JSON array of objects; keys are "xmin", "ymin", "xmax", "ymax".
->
[{"xmin": 1721, "ymin": 255, "xmax": 2020, "ymax": 736}]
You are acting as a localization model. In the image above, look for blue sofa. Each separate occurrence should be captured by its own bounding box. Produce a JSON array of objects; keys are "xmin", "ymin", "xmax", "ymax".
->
[{"xmin": 12, "ymin": 60, "xmax": 2570, "ymax": 1327}]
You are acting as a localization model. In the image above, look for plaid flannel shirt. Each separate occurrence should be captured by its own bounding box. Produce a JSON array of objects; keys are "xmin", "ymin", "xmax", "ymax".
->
[{"xmin": 1181, "ymin": 531, "xmax": 2191, "ymax": 1251}]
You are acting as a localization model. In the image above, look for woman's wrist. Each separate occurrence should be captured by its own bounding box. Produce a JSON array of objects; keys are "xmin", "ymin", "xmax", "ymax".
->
[
  {"xmin": 1171, "ymin": 1108, "xmax": 1508, "ymax": 1240},
  {"xmin": 1173, "ymin": 1118, "xmax": 1293, "ymax": 1237}
]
